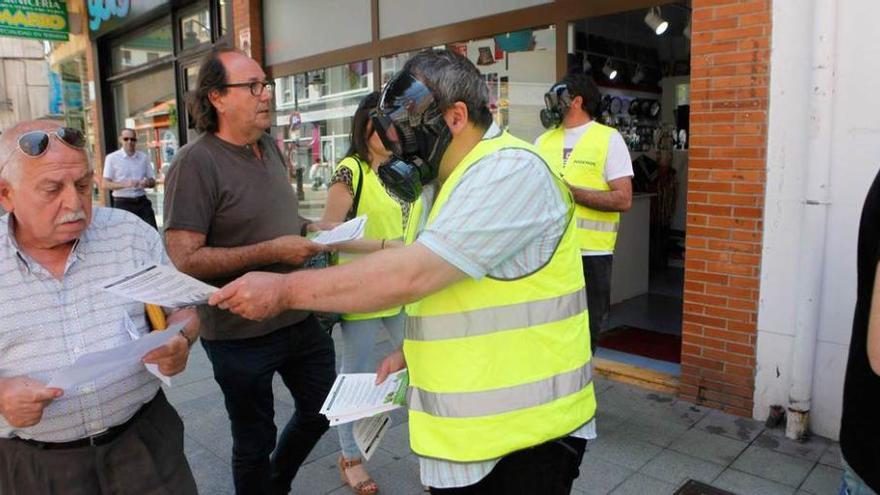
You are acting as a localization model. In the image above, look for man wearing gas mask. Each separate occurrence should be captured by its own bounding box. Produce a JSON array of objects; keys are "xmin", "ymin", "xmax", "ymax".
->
[
  {"xmin": 536, "ymin": 74, "xmax": 634, "ymax": 354},
  {"xmin": 209, "ymin": 49, "xmax": 596, "ymax": 494}
]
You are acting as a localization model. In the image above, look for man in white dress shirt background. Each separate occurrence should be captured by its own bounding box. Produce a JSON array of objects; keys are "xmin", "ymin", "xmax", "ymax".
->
[{"xmin": 103, "ymin": 127, "xmax": 158, "ymax": 229}]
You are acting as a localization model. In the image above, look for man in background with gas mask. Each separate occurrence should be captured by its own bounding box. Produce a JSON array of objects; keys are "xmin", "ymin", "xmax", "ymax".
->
[
  {"xmin": 536, "ymin": 73, "xmax": 633, "ymax": 354},
  {"xmin": 208, "ymin": 49, "xmax": 596, "ymax": 494}
]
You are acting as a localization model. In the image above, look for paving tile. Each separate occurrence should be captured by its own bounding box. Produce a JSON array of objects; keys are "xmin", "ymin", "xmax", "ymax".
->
[
  {"xmin": 669, "ymin": 429, "xmax": 749, "ymax": 466},
  {"xmin": 731, "ymin": 445, "xmax": 814, "ymax": 487},
  {"xmin": 695, "ymin": 409, "xmax": 765, "ymax": 443},
  {"xmin": 574, "ymin": 456, "xmax": 634, "ymax": 494},
  {"xmin": 183, "ymin": 435, "xmax": 234, "ymax": 495},
  {"xmin": 714, "ymin": 468, "xmax": 797, "ymax": 495},
  {"xmin": 799, "ymin": 463, "xmax": 844, "ymax": 495},
  {"xmin": 290, "ymin": 450, "xmax": 347, "ymax": 494},
  {"xmin": 379, "ymin": 423, "xmax": 413, "ymax": 458},
  {"xmin": 361, "ymin": 455, "xmax": 425, "ymax": 495},
  {"xmin": 164, "ymin": 376, "xmax": 220, "ymax": 405},
  {"xmin": 304, "ymin": 429, "xmax": 343, "ymax": 464},
  {"xmin": 639, "ymin": 449, "xmax": 725, "ymax": 486},
  {"xmin": 819, "ymin": 442, "xmax": 843, "ymax": 469},
  {"xmin": 586, "ymin": 430, "xmax": 664, "ymax": 471},
  {"xmin": 610, "ymin": 473, "xmax": 677, "ymax": 495},
  {"xmin": 616, "ymin": 412, "xmax": 691, "ymax": 448},
  {"xmin": 756, "ymin": 428, "xmax": 831, "ymax": 462}
]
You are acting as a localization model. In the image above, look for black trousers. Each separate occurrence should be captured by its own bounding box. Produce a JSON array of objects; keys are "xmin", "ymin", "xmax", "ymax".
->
[
  {"xmin": 201, "ymin": 315, "xmax": 337, "ymax": 495},
  {"xmin": 582, "ymin": 255, "xmax": 613, "ymax": 354},
  {"xmin": 112, "ymin": 195, "xmax": 158, "ymax": 230},
  {"xmin": 0, "ymin": 391, "xmax": 196, "ymax": 495},
  {"xmin": 430, "ymin": 436, "xmax": 587, "ymax": 495}
]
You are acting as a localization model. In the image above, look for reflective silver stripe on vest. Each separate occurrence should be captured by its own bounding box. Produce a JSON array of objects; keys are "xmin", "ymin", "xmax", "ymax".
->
[
  {"xmin": 408, "ymin": 361, "xmax": 592, "ymax": 418},
  {"xmin": 407, "ymin": 289, "xmax": 586, "ymax": 342},
  {"xmin": 576, "ymin": 218, "xmax": 619, "ymax": 233}
]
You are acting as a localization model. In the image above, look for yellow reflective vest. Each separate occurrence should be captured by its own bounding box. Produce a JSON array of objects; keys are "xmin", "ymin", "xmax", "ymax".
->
[
  {"xmin": 402, "ymin": 129, "xmax": 596, "ymax": 462},
  {"xmin": 335, "ymin": 156, "xmax": 413, "ymax": 321},
  {"xmin": 536, "ymin": 123, "xmax": 619, "ymax": 253}
]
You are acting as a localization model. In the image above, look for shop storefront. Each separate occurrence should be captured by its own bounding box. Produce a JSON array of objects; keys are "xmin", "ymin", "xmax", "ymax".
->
[
  {"xmin": 256, "ymin": 0, "xmax": 773, "ymax": 420},
  {"xmin": 89, "ymin": 0, "xmax": 231, "ymax": 224},
  {"xmin": 263, "ymin": 0, "xmax": 692, "ymax": 368}
]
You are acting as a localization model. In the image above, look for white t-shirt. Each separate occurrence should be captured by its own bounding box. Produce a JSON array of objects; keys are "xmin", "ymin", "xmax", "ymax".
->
[
  {"xmin": 538, "ymin": 122, "xmax": 633, "ymax": 256},
  {"xmin": 103, "ymin": 149, "xmax": 155, "ymax": 198}
]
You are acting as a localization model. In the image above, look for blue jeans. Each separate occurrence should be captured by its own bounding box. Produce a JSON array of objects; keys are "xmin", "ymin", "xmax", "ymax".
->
[
  {"xmin": 201, "ymin": 315, "xmax": 336, "ymax": 495},
  {"xmin": 336, "ymin": 312, "xmax": 406, "ymax": 458},
  {"xmin": 841, "ymin": 458, "xmax": 878, "ymax": 495}
]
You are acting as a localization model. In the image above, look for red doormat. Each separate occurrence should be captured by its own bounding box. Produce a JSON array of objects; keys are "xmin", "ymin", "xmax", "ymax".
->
[{"xmin": 598, "ymin": 326, "xmax": 682, "ymax": 363}]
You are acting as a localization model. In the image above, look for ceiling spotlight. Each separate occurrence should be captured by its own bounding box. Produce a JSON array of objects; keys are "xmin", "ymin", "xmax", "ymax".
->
[
  {"xmin": 683, "ymin": 17, "xmax": 691, "ymax": 39},
  {"xmin": 602, "ymin": 58, "xmax": 617, "ymax": 80},
  {"xmin": 644, "ymin": 6, "xmax": 669, "ymax": 35},
  {"xmin": 631, "ymin": 64, "xmax": 645, "ymax": 85}
]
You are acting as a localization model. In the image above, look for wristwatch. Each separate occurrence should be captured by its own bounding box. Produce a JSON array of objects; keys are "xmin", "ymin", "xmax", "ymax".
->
[{"xmin": 178, "ymin": 329, "xmax": 197, "ymax": 348}]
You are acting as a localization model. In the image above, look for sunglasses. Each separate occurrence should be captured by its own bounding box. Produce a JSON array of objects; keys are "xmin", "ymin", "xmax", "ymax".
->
[
  {"xmin": 122, "ymin": 137, "xmax": 137, "ymax": 142},
  {"xmin": 16, "ymin": 127, "xmax": 86, "ymax": 158}
]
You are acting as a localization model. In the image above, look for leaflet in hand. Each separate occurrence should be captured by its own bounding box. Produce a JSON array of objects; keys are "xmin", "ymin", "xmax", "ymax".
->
[
  {"xmin": 311, "ymin": 216, "xmax": 367, "ymax": 245},
  {"xmin": 100, "ymin": 264, "xmax": 217, "ymax": 307},
  {"xmin": 354, "ymin": 413, "xmax": 392, "ymax": 461},
  {"xmin": 47, "ymin": 319, "xmax": 187, "ymax": 391},
  {"xmin": 319, "ymin": 370, "xmax": 408, "ymax": 426}
]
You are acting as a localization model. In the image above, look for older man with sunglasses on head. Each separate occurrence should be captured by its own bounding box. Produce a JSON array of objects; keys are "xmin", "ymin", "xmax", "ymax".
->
[{"xmin": 0, "ymin": 120, "xmax": 199, "ymax": 495}]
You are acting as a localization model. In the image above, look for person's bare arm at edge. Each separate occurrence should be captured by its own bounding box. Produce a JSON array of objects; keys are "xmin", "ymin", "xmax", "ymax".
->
[
  {"xmin": 868, "ymin": 261, "xmax": 880, "ymax": 375},
  {"xmin": 165, "ymin": 229, "xmax": 331, "ymax": 281},
  {"xmin": 567, "ymin": 176, "xmax": 633, "ymax": 212},
  {"xmin": 209, "ymin": 242, "xmax": 467, "ymax": 322}
]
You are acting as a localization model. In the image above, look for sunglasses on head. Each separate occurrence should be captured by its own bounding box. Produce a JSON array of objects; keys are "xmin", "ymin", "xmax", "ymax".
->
[{"xmin": 17, "ymin": 127, "xmax": 86, "ymax": 158}]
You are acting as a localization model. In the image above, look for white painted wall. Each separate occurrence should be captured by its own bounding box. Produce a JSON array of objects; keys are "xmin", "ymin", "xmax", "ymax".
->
[
  {"xmin": 756, "ymin": 0, "xmax": 880, "ymax": 439},
  {"xmin": 379, "ymin": 0, "xmax": 551, "ymax": 39},
  {"xmin": 263, "ymin": 0, "xmax": 372, "ymax": 65},
  {"xmin": 0, "ymin": 38, "xmax": 49, "ymax": 133}
]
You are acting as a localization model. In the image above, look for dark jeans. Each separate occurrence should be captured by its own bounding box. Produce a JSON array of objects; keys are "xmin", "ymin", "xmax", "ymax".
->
[
  {"xmin": 430, "ymin": 436, "xmax": 587, "ymax": 495},
  {"xmin": 0, "ymin": 391, "xmax": 197, "ymax": 495},
  {"xmin": 112, "ymin": 195, "xmax": 158, "ymax": 230},
  {"xmin": 201, "ymin": 315, "xmax": 336, "ymax": 495},
  {"xmin": 582, "ymin": 255, "xmax": 613, "ymax": 354}
]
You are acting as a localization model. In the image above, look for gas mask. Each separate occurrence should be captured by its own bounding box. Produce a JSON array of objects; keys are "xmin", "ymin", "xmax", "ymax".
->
[
  {"xmin": 371, "ymin": 72, "xmax": 452, "ymax": 203},
  {"xmin": 540, "ymin": 82, "xmax": 573, "ymax": 129}
]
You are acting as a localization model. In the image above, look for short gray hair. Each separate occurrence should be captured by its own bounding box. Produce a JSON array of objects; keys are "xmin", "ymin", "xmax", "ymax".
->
[{"xmin": 402, "ymin": 49, "xmax": 494, "ymax": 129}]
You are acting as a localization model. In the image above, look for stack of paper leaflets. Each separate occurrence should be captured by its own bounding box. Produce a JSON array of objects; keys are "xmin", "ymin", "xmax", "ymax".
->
[{"xmin": 319, "ymin": 369, "xmax": 408, "ymax": 426}]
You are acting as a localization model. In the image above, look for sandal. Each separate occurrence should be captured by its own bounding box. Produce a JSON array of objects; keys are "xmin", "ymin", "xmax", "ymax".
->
[{"xmin": 338, "ymin": 456, "xmax": 379, "ymax": 495}]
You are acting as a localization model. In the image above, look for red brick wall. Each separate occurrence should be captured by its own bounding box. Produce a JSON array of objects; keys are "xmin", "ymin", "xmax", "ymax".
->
[
  {"xmin": 232, "ymin": 0, "xmax": 264, "ymax": 65},
  {"xmin": 680, "ymin": 0, "xmax": 771, "ymax": 417}
]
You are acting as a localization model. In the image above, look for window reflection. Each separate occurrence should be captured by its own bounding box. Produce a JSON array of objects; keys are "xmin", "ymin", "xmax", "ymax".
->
[{"xmin": 111, "ymin": 24, "xmax": 173, "ymax": 73}]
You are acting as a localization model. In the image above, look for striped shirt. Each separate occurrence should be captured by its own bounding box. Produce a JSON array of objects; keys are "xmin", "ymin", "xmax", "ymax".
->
[
  {"xmin": 415, "ymin": 124, "xmax": 596, "ymax": 488},
  {"xmin": 0, "ymin": 207, "xmax": 165, "ymax": 442}
]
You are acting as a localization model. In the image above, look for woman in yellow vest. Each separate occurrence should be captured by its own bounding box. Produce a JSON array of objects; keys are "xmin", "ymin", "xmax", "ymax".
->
[{"xmin": 319, "ymin": 91, "xmax": 412, "ymax": 495}]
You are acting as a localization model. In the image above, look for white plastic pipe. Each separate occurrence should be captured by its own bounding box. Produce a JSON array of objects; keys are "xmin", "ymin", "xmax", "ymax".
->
[{"xmin": 787, "ymin": 0, "xmax": 838, "ymax": 441}]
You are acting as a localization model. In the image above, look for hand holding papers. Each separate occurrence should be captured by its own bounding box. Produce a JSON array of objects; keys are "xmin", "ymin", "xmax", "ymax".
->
[
  {"xmin": 101, "ymin": 264, "xmax": 217, "ymax": 307},
  {"xmin": 47, "ymin": 319, "xmax": 187, "ymax": 392},
  {"xmin": 319, "ymin": 370, "xmax": 408, "ymax": 426},
  {"xmin": 311, "ymin": 216, "xmax": 367, "ymax": 245}
]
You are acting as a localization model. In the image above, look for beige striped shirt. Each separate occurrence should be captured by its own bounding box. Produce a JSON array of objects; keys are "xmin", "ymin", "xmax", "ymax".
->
[{"xmin": 0, "ymin": 208, "xmax": 165, "ymax": 442}]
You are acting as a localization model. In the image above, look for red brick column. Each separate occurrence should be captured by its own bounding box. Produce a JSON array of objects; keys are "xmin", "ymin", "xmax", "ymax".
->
[
  {"xmin": 679, "ymin": 0, "xmax": 771, "ymax": 417},
  {"xmin": 232, "ymin": 0, "xmax": 263, "ymax": 65}
]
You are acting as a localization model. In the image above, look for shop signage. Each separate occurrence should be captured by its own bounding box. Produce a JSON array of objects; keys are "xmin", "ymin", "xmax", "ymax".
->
[
  {"xmin": 0, "ymin": 0, "xmax": 69, "ymax": 41},
  {"xmin": 87, "ymin": 0, "xmax": 129, "ymax": 31},
  {"xmin": 87, "ymin": 0, "xmax": 166, "ymax": 37}
]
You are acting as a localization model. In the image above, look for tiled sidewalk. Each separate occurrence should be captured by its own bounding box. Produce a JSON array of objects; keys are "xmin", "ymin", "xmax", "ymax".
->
[{"xmin": 166, "ymin": 334, "xmax": 842, "ymax": 495}]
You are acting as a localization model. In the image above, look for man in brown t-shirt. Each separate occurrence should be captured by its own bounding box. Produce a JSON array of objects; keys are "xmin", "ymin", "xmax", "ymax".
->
[{"xmin": 163, "ymin": 48, "xmax": 336, "ymax": 495}]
